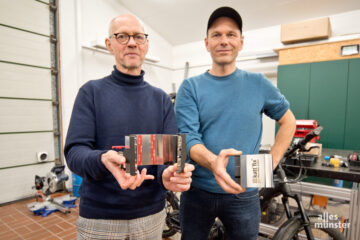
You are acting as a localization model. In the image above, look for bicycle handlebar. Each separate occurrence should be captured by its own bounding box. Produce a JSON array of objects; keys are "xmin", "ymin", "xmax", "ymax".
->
[
  {"xmin": 298, "ymin": 126, "xmax": 323, "ymax": 147},
  {"xmin": 283, "ymin": 126, "xmax": 323, "ymax": 160},
  {"xmin": 275, "ymin": 125, "xmax": 323, "ymax": 184}
]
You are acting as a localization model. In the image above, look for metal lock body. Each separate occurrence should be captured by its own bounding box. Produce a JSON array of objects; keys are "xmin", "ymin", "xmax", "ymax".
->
[
  {"xmin": 234, "ymin": 154, "xmax": 274, "ymax": 188},
  {"xmin": 115, "ymin": 134, "xmax": 186, "ymax": 175}
]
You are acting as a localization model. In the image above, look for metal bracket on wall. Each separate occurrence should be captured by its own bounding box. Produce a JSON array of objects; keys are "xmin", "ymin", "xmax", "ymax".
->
[
  {"xmin": 53, "ymin": 129, "xmax": 60, "ymax": 137},
  {"xmin": 51, "ymin": 66, "xmax": 58, "ymax": 75},
  {"xmin": 49, "ymin": 3, "xmax": 57, "ymax": 11},
  {"xmin": 50, "ymin": 34, "xmax": 57, "ymax": 43},
  {"xmin": 52, "ymin": 99, "xmax": 59, "ymax": 106}
]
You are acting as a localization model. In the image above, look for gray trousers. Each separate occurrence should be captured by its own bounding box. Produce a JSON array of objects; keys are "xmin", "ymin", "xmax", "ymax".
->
[{"xmin": 76, "ymin": 209, "xmax": 165, "ymax": 240}]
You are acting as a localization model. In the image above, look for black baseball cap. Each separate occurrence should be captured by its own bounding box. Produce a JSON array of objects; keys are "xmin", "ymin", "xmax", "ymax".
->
[{"xmin": 207, "ymin": 6, "xmax": 243, "ymax": 33}]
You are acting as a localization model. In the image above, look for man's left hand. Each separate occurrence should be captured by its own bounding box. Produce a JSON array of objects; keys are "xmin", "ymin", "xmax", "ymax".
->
[{"xmin": 162, "ymin": 163, "xmax": 195, "ymax": 192}]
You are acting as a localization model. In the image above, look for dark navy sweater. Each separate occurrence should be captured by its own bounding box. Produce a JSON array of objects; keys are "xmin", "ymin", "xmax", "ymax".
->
[{"xmin": 64, "ymin": 66, "xmax": 177, "ymax": 219}]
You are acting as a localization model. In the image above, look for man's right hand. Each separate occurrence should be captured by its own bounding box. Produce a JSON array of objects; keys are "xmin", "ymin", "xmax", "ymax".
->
[
  {"xmin": 101, "ymin": 150, "xmax": 154, "ymax": 190},
  {"xmin": 211, "ymin": 148, "xmax": 245, "ymax": 194}
]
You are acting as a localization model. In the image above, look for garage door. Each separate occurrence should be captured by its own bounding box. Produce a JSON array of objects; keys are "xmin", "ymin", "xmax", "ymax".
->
[{"xmin": 0, "ymin": 0, "xmax": 61, "ymax": 204}]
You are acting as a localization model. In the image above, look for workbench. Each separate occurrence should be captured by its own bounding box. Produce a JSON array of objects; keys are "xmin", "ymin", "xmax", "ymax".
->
[
  {"xmin": 283, "ymin": 149, "xmax": 360, "ymax": 182},
  {"xmin": 260, "ymin": 148, "xmax": 360, "ymax": 240}
]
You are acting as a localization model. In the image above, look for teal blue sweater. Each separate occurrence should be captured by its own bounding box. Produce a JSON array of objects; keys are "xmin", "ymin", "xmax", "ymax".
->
[{"xmin": 175, "ymin": 69, "xmax": 289, "ymax": 193}]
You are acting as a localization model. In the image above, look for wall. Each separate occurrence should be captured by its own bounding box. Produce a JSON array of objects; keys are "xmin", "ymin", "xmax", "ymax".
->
[
  {"xmin": 79, "ymin": 0, "xmax": 174, "ymax": 90},
  {"xmin": 172, "ymin": 9, "xmax": 360, "ymax": 145}
]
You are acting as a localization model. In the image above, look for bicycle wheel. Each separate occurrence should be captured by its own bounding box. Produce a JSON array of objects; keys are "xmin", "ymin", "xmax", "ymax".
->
[
  {"xmin": 273, "ymin": 216, "xmax": 345, "ymax": 240},
  {"xmin": 208, "ymin": 218, "xmax": 227, "ymax": 240},
  {"xmin": 162, "ymin": 191, "xmax": 180, "ymax": 238},
  {"xmin": 261, "ymin": 196, "xmax": 286, "ymax": 226}
]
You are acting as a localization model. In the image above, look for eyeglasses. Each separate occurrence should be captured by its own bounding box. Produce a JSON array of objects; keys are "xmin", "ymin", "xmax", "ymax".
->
[{"xmin": 110, "ymin": 33, "xmax": 148, "ymax": 45}]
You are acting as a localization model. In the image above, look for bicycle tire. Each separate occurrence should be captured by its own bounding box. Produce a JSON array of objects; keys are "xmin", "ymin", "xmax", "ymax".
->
[
  {"xmin": 273, "ymin": 216, "xmax": 345, "ymax": 240},
  {"xmin": 208, "ymin": 219, "xmax": 227, "ymax": 240},
  {"xmin": 162, "ymin": 191, "xmax": 180, "ymax": 238}
]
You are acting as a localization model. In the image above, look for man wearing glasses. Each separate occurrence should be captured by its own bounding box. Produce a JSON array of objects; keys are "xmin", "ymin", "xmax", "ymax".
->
[
  {"xmin": 65, "ymin": 14, "xmax": 194, "ymax": 240},
  {"xmin": 175, "ymin": 7, "xmax": 296, "ymax": 239}
]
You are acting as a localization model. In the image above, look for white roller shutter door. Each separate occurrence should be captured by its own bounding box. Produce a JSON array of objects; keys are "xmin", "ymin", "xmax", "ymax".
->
[{"xmin": 0, "ymin": 0, "xmax": 61, "ymax": 204}]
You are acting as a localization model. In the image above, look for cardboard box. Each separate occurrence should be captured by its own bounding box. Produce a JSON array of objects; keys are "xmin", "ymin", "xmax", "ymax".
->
[{"xmin": 281, "ymin": 17, "xmax": 331, "ymax": 44}]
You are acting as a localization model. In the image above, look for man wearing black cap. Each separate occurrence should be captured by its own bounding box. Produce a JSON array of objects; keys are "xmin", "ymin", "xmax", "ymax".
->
[{"xmin": 175, "ymin": 6, "xmax": 296, "ymax": 239}]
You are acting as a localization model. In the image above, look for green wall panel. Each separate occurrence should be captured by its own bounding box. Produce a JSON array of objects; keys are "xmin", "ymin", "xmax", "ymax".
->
[
  {"xmin": 309, "ymin": 60, "xmax": 349, "ymax": 149},
  {"xmin": 278, "ymin": 63, "xmax": 311, "ymax": 120},
  {"xmin": 344, "ymin": 58, "xmax": 360, "ymax": 150}
]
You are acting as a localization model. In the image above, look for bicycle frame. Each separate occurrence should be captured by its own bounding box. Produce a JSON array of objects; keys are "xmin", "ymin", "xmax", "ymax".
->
[
  {"xmin": 274, "ymin": 165, "xmax": 315, "ymax": 239},
  {"xmin": 260, "ymin": 126, "xmax": 324, "ymax": 239},
  {"xmin": 164, "ymin": 126, "xmax": 327, "ymax": 239}
]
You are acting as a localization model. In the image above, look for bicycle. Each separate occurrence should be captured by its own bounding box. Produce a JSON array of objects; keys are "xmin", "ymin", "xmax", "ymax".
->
[
  {"xmin": 260, "ymin": 126, "xmax": 344, "ymax": 240},
  {"xmin": 163, "ymin": 126, "xmax": 345, "ymax": 239},
  {"xmin": 163, "ymin": 190, "xmax": 180, "ymax": 238}
]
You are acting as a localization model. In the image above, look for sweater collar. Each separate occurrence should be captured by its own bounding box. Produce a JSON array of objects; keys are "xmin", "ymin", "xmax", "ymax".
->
[
  {"xmin": 111, "ymin": 66, "xmax": 145, "ymax": 86},
  {"xmin": 205, "ymin": 68, "xmax": 239, "ymax": 80}
]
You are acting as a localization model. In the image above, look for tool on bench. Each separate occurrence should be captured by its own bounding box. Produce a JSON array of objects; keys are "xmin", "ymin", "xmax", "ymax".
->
[{"xmin": 348, "ymin": 152, "xmax": 360, "ymax": 171}]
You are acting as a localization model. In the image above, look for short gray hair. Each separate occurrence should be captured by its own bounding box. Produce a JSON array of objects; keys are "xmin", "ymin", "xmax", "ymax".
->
[{"xmin": 108, "ymin": 14, "xmax": 145, "ymax": 36}]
